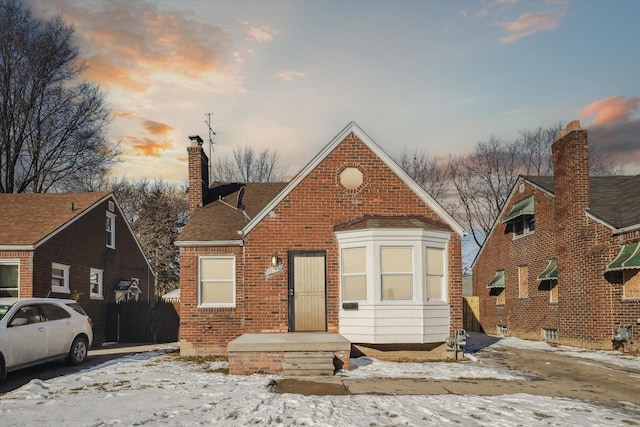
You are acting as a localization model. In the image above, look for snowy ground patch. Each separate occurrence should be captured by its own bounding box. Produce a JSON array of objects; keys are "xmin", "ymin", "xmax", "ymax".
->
[{"xmin": 1, "ymin": 336, "xmax": 639, "ymax": 426}]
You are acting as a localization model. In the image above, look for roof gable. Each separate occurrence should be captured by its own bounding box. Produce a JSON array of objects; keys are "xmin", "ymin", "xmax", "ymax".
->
[
  {"xmin": 242, "ymin": 122, "xmax": 464, "ymax": 237},
  {"xmin": 0, "ymin": 192, "xmax": 110, "ymax": 248}
]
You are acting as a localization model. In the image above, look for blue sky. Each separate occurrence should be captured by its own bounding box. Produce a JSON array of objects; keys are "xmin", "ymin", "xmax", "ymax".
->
[{"xmin": 32, "ymin": 0, "xmax": 640, "ymax": 181}]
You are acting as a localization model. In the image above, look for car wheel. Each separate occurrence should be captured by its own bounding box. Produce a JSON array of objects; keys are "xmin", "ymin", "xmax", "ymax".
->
[
  {"xmin": 67, "ymin": 336, "xmax": 88, "ymax": 365},
  {"xmin": 0, "ymin": 353, "xmax": 6, "ymax": 380}
]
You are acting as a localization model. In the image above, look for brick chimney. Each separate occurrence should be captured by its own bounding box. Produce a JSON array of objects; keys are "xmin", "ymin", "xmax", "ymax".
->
[
  {"xmin": 187, "ymin": 135, "xmax": 209, "ymax": 214},
  {"xmin": 552, "ymin": 120, "xmax": 590, "ymax": 216}
]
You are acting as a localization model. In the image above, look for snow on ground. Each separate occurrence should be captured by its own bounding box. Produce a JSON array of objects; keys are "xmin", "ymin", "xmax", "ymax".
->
[{"xmin": 1, "ymin": 335, "xmax": 639, "ymax": 426}]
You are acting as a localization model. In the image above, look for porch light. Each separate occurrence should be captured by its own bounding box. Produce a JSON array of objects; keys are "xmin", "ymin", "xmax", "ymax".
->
[{"xmin": 271, "ymin": 252, "xmax": 280, "ymax": 267}]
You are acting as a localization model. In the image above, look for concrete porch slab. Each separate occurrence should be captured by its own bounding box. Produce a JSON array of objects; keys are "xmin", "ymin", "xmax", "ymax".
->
[{"xmin": 228, "ymin": 332, "xmax": 351, "ymax": 353}]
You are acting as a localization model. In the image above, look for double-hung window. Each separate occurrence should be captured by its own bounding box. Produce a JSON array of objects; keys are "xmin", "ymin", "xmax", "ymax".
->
[
  {"xmin": 0, "ymin": 260, "xmax": 19, "ymax": 297},
  {"xmin": 426, "ymin": 248, "xmax": 445, "ymax": 301},
  {"xmin": 341, "ymin": 248, "xmax": 367, "ymax": 301},
  {"xmin": 90, "ymin": 268, "xmax": 103, "ymax": 299},
  {"xmin": 199, "ymin": 256, "xmax": 235, "ymax": 307},
  {"xmin": 381, "ymin": 247, "xmax": 413, "ymax": 300},
  {"xmin": 51, "ymin": 263, "xmax": 70, "ymax": 294},
  {"xmin": 106, "ymin": 211, "xmax": 116, "ymax": 249}
]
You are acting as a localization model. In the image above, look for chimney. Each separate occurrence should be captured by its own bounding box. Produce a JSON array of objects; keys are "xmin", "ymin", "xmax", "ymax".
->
[
  {"xmin": 187, "ymin": 135, "xmax": 209, "ymax": 214},
  {"xmin": 552, "ymin": 120, "xmax": 590, "ymax": 260}
]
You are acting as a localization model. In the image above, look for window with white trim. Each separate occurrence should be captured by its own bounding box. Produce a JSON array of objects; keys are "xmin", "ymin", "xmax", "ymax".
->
[
  {"xmin": 426, "ymin": 248, "xmax": 444, "ymax": 301},
  {"xmin": 199, "ymin": 256, "xmax": 235, "ymax": 307},
  {"xmin": 90, "ymin": 268, "xmax": 103, "ymax": 299},
  {"xmin": 51, "ymin": 263, "xmax": 70, "ymax": 293},
  {"xmin": 381, "ymin": 247, "xmax": 413, "ymax": 300},
  {"xmin": 106, "ymin": 211, "xmax": 116, "ymax": 249},
  {"xmin": 341, "ymin": 247, "xmax": 367, "ymax": 301},
  {"xmin": 0, "ymin": 260, "xmax": 19, "ymax": 297}
]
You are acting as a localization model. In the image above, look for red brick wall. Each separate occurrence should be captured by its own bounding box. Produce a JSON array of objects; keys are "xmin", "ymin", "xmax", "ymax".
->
[
  {"xmin": 0, "ymin": 250, "xmax": 33, "ymax": 297},
  {"xmin": 180, "ymin": 132, "xmax": 463, "ymax": 355},
  {"xmin": 473, "ymin": 128, "xmax": 640, "ymax": 350}
]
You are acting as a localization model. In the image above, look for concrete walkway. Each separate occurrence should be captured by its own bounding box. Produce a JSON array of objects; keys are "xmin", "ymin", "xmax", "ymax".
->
[{"xmin": 275, "ymin": 346, "xmax": 640, "ymax": 408}]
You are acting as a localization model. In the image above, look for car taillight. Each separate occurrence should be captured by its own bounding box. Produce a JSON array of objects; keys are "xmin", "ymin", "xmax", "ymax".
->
[{"xmin": 87, "ymin": 317, "xmax": 93, "ymax": 328}]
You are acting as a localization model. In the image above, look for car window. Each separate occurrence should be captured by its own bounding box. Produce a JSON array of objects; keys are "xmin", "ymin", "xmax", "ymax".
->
[
  {"xmin": 0, "ymin": 304, "xmax": 11, "ymax": 321},
  {"xmin": 40, "ymin": 303, "xmax": 71, "ymax": 321},
  {"xmin": 10, "ymin": 305, "xmax": 43, "ymax": 326},
  {"xmin": 66, "ymin": 302, "xmax": 88, "ymax": 316}
]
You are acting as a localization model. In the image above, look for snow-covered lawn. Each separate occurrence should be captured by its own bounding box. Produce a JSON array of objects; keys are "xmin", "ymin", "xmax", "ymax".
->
[{"xmin": 1, "ymin": 334, "xmax": 639, "ymax": 426}]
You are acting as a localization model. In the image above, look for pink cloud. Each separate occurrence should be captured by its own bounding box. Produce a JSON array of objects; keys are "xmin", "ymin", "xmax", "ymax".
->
[
  {"xmin": 142, "ymin": 120, "xmax": 175, "ymax": 136},
  {"xmin": 498, "ymin": 11, "xmax": 563, "ymax": 44},
  {"xmin": 275, "ymin": 71, "xmax": 306, "ymax": 82},
  {"xmin": 126, "ymin": 136, "xmax": 174, "ymax": 158},
  {"xmin": 580, "ymin": 96, "xmax": 640, "ymax": 126}
]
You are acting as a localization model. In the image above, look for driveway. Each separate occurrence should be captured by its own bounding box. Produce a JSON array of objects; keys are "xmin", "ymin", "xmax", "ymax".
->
[
  {"xmin": 0, "ymin": 343, "xmax": 165, "ymax": 395},
  {"xmin": 275, "ymin": 337, "xmax": 640, "ymax": 411}
]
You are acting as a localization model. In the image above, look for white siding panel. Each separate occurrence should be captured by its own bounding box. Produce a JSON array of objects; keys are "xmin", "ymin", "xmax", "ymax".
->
[{"xmin": 339, "ymin": 303, "xmax": 452, "ymax": 344}]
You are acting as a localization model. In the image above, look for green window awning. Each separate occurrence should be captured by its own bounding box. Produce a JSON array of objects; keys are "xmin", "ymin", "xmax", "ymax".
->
[
  {"xmin": 606, "ymin": 242, "xmax": 640, "ymax": 271},
  {"xmin": 503, "ymin": 196, "xmax": 534, "ymax": 223},
  {"xmin": 537, "ymin": 259, "xmax": 558, "ymax": 281},
  {"xmin": 487, "ymin": 270, "xmax": 506, "ymax": 289}
]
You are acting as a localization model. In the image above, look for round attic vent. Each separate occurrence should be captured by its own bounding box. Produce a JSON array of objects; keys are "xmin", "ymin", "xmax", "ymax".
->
[{"xmin": 339, "ymin": 167, "xmax": 363, "ymax": 190}]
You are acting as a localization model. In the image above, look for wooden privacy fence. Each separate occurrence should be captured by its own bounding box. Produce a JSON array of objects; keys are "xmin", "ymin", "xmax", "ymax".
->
[
  {"xmin": 106, "ymin": 300, "xmax": 179, "ymax": 343},
  {"xmin": 463, "ymin": 296, "xmax": 481, "ymax": 332}
]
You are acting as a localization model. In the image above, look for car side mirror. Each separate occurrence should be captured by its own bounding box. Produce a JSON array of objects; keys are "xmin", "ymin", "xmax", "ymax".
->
[{"xmin": 10, "ymin": 317, "xmax": 28, "ymax": 327}]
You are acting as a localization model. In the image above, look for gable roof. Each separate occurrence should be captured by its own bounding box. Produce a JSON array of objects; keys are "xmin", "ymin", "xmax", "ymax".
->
[
  {"xmin": 524, "ymin": 174, "xmax": 640, "ymax": 230},
  {"xmin": 472, "ymin": 173, "xmax": 640, "ymax": 268},
  {"xmin": 176, "ymin": 182, "xmax": 287, "ymax": 245},
  {"xmin": 0, "ymin": 192, "xmax": 110, "ymax": 249},
  {"xmin": 241, "ymin": 122, "xmax": 464, "ymax": 237}
]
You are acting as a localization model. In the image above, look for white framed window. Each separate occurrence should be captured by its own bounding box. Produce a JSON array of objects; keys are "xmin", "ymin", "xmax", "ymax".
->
[
  {"xmin": 426, "ymin": 248, "xmax": 444, "ymax": 301},
  {"xmin": 0, "ymin": 260, "xmax": 19, "ymax": 297},
  {"xmin": 51, "ymin": 263, "xmax": 70, "ymax": 294},
  {"xmin": 199, "ymin": 256, "xmax": 235, "ymax": 307},
  {"xmin": 90, "ymin": 268, "xmax": 103, "ymax": 299},
  {"xmin": 341, "ymin": 247, "xmax": 367, "ymax": 301},
  {"xmin": 381, "ymin": 247, "xmax": 413, "ymax": 300},
  {"xmin": 106, "ymin": 211, "xmax": 116, "ymax": 249}
]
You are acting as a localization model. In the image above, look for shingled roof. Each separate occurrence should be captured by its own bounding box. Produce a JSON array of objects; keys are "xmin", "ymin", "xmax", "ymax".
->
[
  {"xmin": 334, "ymin": 215, "xmax": 451, "ymax": 232},
  {"xmin": 177, "ymin": 182, "xmax": 287, "ymax": 243},
  {"xmin": 524, "ymin": 174, "xmax": 640, "ymax": 230},
  {"xmin": 0, "ymin": 192, "xmax": 110, "ymax": 247}
]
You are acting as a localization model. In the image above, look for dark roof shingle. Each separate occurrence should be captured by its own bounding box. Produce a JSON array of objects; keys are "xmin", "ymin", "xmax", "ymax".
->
[
  {"xmin": 523, "ymin": 174, "xmax": 640, "ymax": 229},
  {"xmin": 178, "ymin": 182, "xmax": 287, "ymax": 242},
  {"xmin": 0, "ymin": 192, "xmax": 109, "ymax": 246}
]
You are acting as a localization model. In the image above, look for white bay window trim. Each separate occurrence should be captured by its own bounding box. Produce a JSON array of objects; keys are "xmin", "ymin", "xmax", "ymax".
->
[{"xmin": 336, "ymin": 228, "xmax": 449, "ymax": 305}]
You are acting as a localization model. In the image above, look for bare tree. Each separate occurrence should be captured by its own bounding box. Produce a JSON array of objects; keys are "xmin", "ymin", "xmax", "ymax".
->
[
  {"xmin": 109, "ymin": 178, "xmax": 188, "ymax": 296},
  {"xmin": 449, "ymin": 137, "xmax": 520, "ymax": 247},
  {"xmin": 515, "ymin": 124, "xmax": 561, "ymax": 175},
  {"xmin": 397, "ymin": 148, "xmax": 457, "ymax": 215},
  {"xmin": 0, "ymin": 0, "xmax": 116, "ymax": 193},
  {"xmin": 211, "ymin": 146, "xmax": 284, "ymax": 182}
]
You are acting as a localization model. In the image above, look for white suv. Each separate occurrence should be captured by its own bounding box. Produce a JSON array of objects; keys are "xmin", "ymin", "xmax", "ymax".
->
[{"xmin": 0, "ymin": 298, "xmax": 93, "ymax": 379}]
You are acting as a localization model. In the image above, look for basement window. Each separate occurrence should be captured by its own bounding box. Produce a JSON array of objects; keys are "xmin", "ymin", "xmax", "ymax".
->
[
  {"xmin": 497, "ymin": 325, "xmax": 507, "ymax": 336},
  {"xmin": 543, "ymin": 328, "xmax": 558, "ymax": 341}
]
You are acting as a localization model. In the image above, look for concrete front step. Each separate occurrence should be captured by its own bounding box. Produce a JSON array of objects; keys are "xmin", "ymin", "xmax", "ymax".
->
[{"xmin": 282, "ymin": 351, "xmax": 335, "ymax": 377}]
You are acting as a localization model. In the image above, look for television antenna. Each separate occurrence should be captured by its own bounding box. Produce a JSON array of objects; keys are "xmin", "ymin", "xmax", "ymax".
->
[{"xmin": 205, "ymin": 113, "xmax": 216, "ymax": 182}]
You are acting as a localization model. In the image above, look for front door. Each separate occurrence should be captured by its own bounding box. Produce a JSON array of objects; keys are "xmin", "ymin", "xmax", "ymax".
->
[{"xmin": 288, "ymin": 251, "xmax": 327, "ymax": 332}]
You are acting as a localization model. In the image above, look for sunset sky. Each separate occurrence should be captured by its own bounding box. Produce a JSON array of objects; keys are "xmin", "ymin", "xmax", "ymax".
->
[{"xmin": 30, "ymin": 0, "xmax": 640, "ymax": 182}]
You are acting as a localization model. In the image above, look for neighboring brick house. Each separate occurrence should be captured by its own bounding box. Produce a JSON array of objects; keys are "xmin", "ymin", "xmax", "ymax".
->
[
  {"xmin": 175, "ymin": 122, "xmax": 464, "ymax": 357},
  {"xmin": 473, "ymin": 120, "xmax": 640, "ymax": 351},
  {"xmin": 0, "ymin": 192, "xmax": 155, "ymax": 344}
]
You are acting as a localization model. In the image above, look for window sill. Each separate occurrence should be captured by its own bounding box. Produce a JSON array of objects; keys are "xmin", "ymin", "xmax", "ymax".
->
[
  {"xmin": 51, "ymin": 286, "xmax": 70, "ymax": 294},
  {"xmin": 512, "ymin": 231, "xmax": 535, "ymax": 241},
  {"xmin": 90, "ymin": 295, "xmax": 104, "ymax": 300}
]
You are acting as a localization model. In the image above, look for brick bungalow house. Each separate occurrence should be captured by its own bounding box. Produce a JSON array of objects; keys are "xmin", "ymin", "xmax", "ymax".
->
[
  {"xmin": 175, "ymin": 122, "xmax": 464, "ymax": 363},
  {"xmin": 472, "ymin": 120, "xmax": 640, "ymax": 351},
  {"xmin": 0, "ymin": 192, "xmax": 155, "ymax": 344}
]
